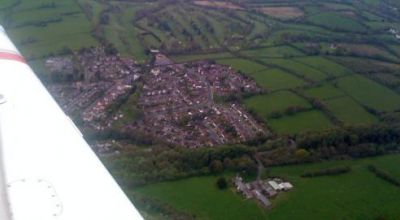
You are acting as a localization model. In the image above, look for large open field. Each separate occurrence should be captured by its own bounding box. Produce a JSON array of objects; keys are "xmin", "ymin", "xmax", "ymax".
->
[
  {"xmin": 325, "ymin": 96, "xmax": 378, "ymax": 125},
  {"xmin": 250, "ymin": 68, "xmax": 306, "ymax": 91},
  {"xmin": 244, "ymin": 91, "xmax": 312, "ymax": 119},
  {"xmin": 134, "ymin": 175, "xmax": 268, "ymax": 220},
  {"xmin": 133, "ymin": 154, "xmax": 400, "ymax": 220},
  {"xmin": 267, "ymin": 110, "xmax": 333, "ymax": 135},
  {"xmin": 337, "ymin": 75, "xmax": 400, "ymax": 112}
]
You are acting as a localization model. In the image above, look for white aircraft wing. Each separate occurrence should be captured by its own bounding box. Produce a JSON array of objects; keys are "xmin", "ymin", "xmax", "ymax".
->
[{"xmin": 0, "ymin": 26, "xmax": 143, "ymax": 220}]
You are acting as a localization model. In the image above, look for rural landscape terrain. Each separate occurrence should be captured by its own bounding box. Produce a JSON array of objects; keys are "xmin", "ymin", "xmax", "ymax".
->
[{"xmin": 2, "ymin": 0, "xmax": 400, "ymax": 219}]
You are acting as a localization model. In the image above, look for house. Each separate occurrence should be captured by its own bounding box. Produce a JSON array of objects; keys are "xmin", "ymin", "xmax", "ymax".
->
[
  {"xmin": 268, "ymin": 180, "xmax": 282, "ymax": 191},
  {"xmin": 279, "ymin": 182, "xmax": 293, "ymax": 191}
]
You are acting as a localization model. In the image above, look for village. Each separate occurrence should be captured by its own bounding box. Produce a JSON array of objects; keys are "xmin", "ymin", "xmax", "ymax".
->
[
  {"xmin": 234, "ymin": 176, "xmax": 293, "ymax": 208},
  {"xmin": 46, "ymin": 49, "xmax": 267, "ymax": 147},
  {"xmin": 46, "ymin": 47, "xmax": 141, "ymax": 130},
  {"xmin": 125, "ymin": 53, "xmax": 267, "ymax": 147}
]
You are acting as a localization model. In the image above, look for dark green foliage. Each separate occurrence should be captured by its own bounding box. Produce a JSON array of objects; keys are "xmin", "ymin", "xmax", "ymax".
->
[
  {"xmin": 104, "ymin": 145, "xmax": 256, "ymax": 187},
  {"xmin": 216, "ymin": 177, "xmax": 228, "ymax": 189},
  {"xmin": 301, "ymin": 166, "xmax": 351, "ymax": 178}
]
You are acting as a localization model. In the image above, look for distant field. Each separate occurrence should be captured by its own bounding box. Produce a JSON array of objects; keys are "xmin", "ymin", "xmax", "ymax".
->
[
  {"xmin": 260, "ymin": 58, "xmax": 327, "ymax": 82},
  {"xmin": 134, "ymin": 175, "xmax": 268, "ymax": 220},
  {"xmin": 250, "ymin": 68, "xmax": 306, "ymax": 91},
  {"xmin": 193, "ymin": 0, "xmax": 243, "ymax": 10},
  {"xmin": 172, "ymin": 52, "xmax": 234, "ymax": 63},
  {"xmin": 307, "ymin": 12, "xmax": 367, "ymax": 32},
  {"xmin": 268, "ymin": 110, "xmax": 333, "ymax": 135},
  {"xmin": 217, "ymin": 58, "xmax": 267, "ymax": 75},
  {"xmin": 0, "ymin": 0, "xmax": 14, "ymax": 10},
  {"xmin": 294, "ymin": 56, "xmax": 352, "ymax": 77},
  {"xmin": 337, "ymin": 75, "xmax": 400, "ymax": 112},
  {"xmin": 325, "ymin": 96, "xmax": 378, "ymax": 125},
  {"xmin": 304, "ymin": 84, "xmax": 345, "ymax": 100},
  {"xmin": 267, "ymin": 154, "xmax": 400, "ymax": 220},
  {"xmin": 134, "ymin": 154, "xmax": 400, "ymax": 220},
  {"xmin": 244, "ymin": 91, "xmax": 311, "ymax": 119},
  {"xmin": 241, "ymin": 46, "xmax": 304, "ymax": 58},
  {"xmin": 6, "ymin": 1, "xmax": 98, "ymax": 59},
  {"xmin": 258, "ymin": 7, "xmax": 304, "ymax": 20}
]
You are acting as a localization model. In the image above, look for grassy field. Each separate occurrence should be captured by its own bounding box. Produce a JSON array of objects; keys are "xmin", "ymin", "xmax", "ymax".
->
[
  {"xmin": 133, "ymin": 155, "xmax": 400, "ymax": 220},
  {"xmin": 304, "ymin": 84, "xmax": 345, "ymax": 100},
  {"xmin": 337, "ymin": 75, "xmax": 400, "ymax": 112},
  {"xmin": 244, "ymin": 91, "xmax": 311, "ymax": 119},
  {"xmin": 134, "ymin": 175, "xmax": 268, "ymax": 220},
  {"xmin": 250, "ymin": 68, "xmax": 306, "ymax": 91},
  {"xmin": 5, "ymin": 1, "xmax": 98, "ymax": 59},
  {"xmin": 268, "ymin": 110, "xmax": 333, "ymax": 135},
  {"xmin": 325, "ymin": 96, "xmax": 378, "ymax": 125},
  {"xmin": 260, "ymin": 58, "xmax": 327, "ymax": 82},
  {"xmin": 217, "ymin": 58, "xmax": 268, "ymax": 74},
  {"xmin": 294, "ymin": 56, "xmax": 352, "ymax": 77},
  {"xmin": 307, "ymin": 12, "xmax": 367, "ymax": 32},
  {"xmin": 172, "ymin": 52, "xmax": 234, "ymax": 63},
  {"xmin": 241, "ymin": 46, "xmax": 304, "ymax": 58},
  {"xmin": 267, "ymin": 154, "xmax": 400, "ymax": 220}
]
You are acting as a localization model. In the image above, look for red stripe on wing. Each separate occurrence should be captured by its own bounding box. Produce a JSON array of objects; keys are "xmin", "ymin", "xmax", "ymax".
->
[{"xmin": 0, "ymin": 52, "xmax": 26, "ymax": 63}]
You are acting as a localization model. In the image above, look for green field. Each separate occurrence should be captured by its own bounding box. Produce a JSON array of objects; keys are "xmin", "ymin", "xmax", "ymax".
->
[
  {"xmin": 6, "ymin": 1, "xmax": 98, "ymax": 59},
  {"xmin": 304, "ymin": 84, "xmax": 345, "ymax": 100},
  {"xmin": 250, "ymin": 68, "xmax": 306, "ymax": 91},
  {"xmin": 260, "ymin": 58, "xmax": 327, "ymax": 82},
  {"xmin": 134, "ymin": 175, "xmax": 268, "ymax": 220},
  {"xmin": 172, "ymin": 52, "xmax": 235, "ymax": 63},
  {"xmin": 307, "ymin": 12, "xmax": 367, "ymax": 32},
  {"xmin": 294, "ymin": 57, "xmax": 352, "ymax": 77},
  {"xmin": 267, "ymin": 154, "xmax": 400, "ymax": 220},
  {"xmin": 241, "ymin": 46, "xmax": 304, "ymax": 58},
  {"xmin": 268, "ymin": 110, "xmax": 333, "ymax": 135},
  {"xmin": 325, "ymin": 96, "xmax": 378, "ymax": 125},
  {"xmin": 217, "ymin": 58, "xmax": 268, "ymax": 75},
  {"xmin": 244, "ymin": 91, "xmax": 311, "ymax": 119},
  {"xmin": 133, "ymin": 154, "xmax": 400, "ymax": 220},
  {"xmin": 337, "ymin": 75, "xmax": 400, "ymax": 112}
]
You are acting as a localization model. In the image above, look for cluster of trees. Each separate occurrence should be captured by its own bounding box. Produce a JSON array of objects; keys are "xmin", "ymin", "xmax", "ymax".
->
[
  {"xmin": 103, "ymin": 145, "xmax": 257, "ymax": 187},
  {"xmin": 297, "ymin": 124, "xmax": 400, "ymax": 149},
  {"xmin": 368, "ymin": 165, "xmax": 400, "ymax": 187},
  {"xmin": 301, "ymin": 166, "xmax": 351, "ymax": 178}
]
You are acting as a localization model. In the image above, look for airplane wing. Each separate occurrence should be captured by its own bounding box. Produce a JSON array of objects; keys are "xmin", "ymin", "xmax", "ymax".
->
[{"xmin": 0, "ymin": 26, "xmax": 143, "ymax": 220}]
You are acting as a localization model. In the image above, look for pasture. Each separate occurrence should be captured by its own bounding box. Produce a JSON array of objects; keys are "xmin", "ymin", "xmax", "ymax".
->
[
  {"xmin": 250, "ymin": 68, "xmax": 306, "ymax": 91},
  {"xmin": 267, "ymin": 154, "xmax": 400, "ymax": 220},
  {"xmin": 304, "ymin": 84, "xmax": 345, "ymax": 100},
  {"xmin": 133, "ymin": 154, "xmax": 400, "ymax": 220},
  {"xmin": 325, "ymin": 96, "xmax": 378, "ymax": 125},
  {"xmin": 244, "ymin": 91, "xmax": 311, "ymax": 120},
  {"xmin": 307, "ymin": 12, "xmax": 367, "ymax": 32},
  {"xmin": 258, "ymin": 7, "xmax": 304, "ymax": 20},
  {"xmin": 337, "ymin": 75, "xmax": 400, "ymax": 112},
  {"xmin": 217, "ymin": 58, "xmax": 267, "ymax": 74},
  {"xmin": 294, "ymin": 56, "xmax": 352, "ymax": 77},
  {"xmin": 260, "ymin": 58, "xmax": 327, "ymax": 82},
  {"xmin": 134, "ymin": 175, "xmax": 268, "ymax": 220},
  {"xmin": 268, "ymin": 110, "xmax": 333, "ymax": 135},
  {"xmin": 241, "ymin": 46, "xmax": 304, "ymax": 58}
]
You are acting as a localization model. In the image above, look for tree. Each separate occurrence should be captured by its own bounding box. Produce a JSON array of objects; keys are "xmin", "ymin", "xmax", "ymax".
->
[
  {"xmin": 295, "ymin": 149, "xmax": 310, "ymax": 161},
  {"xmin": 216, "ymin": 177, "xmax": 228, "ymax": 190},
  {"xmin": 210, "ymin": 160, "xmax": 224, "ymax": 174}
]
